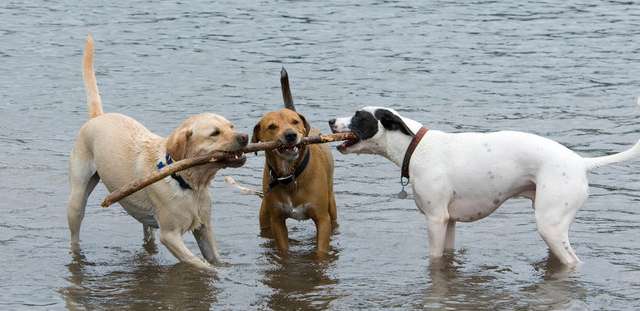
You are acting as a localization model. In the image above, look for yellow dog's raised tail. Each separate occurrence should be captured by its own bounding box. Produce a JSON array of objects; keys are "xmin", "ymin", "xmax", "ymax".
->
[
  {"xmin": 83, "ymin": 34, "xmax": 103, "ymax": 118},
  {"xmin": 584, "ymin": 98, "xmax": 640, "ymax": 170}
]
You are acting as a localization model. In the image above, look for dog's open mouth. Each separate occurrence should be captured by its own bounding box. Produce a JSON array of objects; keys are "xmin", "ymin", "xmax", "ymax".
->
[
  {"xmin": 275, "ymin": 145, "xmax": 299, "ymax": 158},
  {"xmin": 337, "ymin": 135, "xmax": 359, "ymax": 152},
  {"xmin": 218, "ymin": 152, "xmax": 247, "ymax": 168}
]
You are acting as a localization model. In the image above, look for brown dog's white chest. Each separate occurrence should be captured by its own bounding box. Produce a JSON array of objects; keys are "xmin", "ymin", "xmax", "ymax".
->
[{"xmin": 272, "ymin": 195, "xmax": 313, "ymax": 221}]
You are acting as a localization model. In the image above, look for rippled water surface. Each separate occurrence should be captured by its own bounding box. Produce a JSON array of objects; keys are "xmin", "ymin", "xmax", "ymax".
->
[{"xmin": 2, "ymin": 1, "xmax": 640, "ymax": 310}]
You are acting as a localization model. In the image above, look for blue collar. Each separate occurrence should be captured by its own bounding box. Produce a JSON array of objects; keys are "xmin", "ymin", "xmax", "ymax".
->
[{"xmin": 157, "ymin": 154, "xmax": 192, "ymax": 190}]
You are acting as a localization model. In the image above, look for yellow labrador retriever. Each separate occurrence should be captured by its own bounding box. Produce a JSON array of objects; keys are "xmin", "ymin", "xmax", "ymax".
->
[{"xmin": 67, "ymin": 36, "xmax": 248, "ymax": 270}]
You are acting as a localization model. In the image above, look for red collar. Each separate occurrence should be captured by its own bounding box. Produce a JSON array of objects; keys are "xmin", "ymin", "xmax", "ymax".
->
[{"xmin": 401, "ymin": 127, "xmax": 428, "ymax": 182}]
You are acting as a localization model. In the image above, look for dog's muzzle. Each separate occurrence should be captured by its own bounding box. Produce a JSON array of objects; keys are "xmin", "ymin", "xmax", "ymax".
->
[{"xmin": 328, "ymin": 119, "xmax": 360, "ymax": 152}]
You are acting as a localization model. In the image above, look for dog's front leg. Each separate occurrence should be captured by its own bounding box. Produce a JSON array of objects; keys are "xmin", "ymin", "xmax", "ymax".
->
[
  {"xmin": 159, "ymin": 229, "xmax": 213, "ymax": 270},
  {"xmin": 193, "ymin": 223, "xmax": 222, "ymax": 265},
  {"xmin": 426, "ymin": 216, "xmax": 448, "ymax": 260},
  {"xmin": 270, "ymin": 213, "xmax": 289, "ymax": 253},
  {"xmin": 314, "ymin": 215, "xmax": 332, "ymax": 257},
  {"xmin": 259, "ymin": 200, "xmax": 271, "ymax": 235}
]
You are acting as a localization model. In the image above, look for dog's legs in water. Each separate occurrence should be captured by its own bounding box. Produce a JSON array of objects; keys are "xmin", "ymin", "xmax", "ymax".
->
[
  {"xmin": 143, "ymin": 225, "xmax": 155, "ymax": 243},
  {"xmin": 415, "ymin": 190, "xmax": 450, "ymax": 259},
  {"xmin": 193, "ymin": 223, "xmax": 222, "ymax": 264},
  {"xmin": 444, "ymin": 220, "xmax": 456, "ymax": 250},
  {"xmin": 67, "ymin": 150, "xmax": 100, "ymax": 244},
  {"xmin": 259, "ymin": 200, "xmax": 271, "ymax": 235},
  {"xmin": 159, "ymin": 229, "xmax": 212, "ymax": 270},
  {"xmin": 426, "ymin": 217, "xmax": 448, "ymax": 259},
  {"xmin": 270, "ymin": 213, "xmax": 289, "ymax": 253},
  {"xmin": 533, "ymin": 178, "xmax": 587, "ymax": 266},
  {"xmin": 328, "ymin": 195, "xmax": 338, "ymax": 229},
  {"xmin": 314, "ymin": 214, "xmax": 332, "ymax": 257}
]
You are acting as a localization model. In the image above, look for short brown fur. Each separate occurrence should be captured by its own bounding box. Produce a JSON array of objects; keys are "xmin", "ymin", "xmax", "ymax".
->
[{"xmin": 252, "ymin": 109, "xmax": 337, "ymax": 256}]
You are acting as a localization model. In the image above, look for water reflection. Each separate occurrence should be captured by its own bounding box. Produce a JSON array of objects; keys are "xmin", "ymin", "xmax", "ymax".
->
[
  {"xmin": 523, "ymin": 253, "xmax": 589, "ymax": 310},
  {"xmin": 422, "ymin": 251, "xmax": 588, "ymax": 310},
  {"xmin": 260, "ymin": 239, "xmax": 340, "ymax": 311},
  {"xmin": 423, "ymin": 251, "xmax": 500, "ymax": 310},
  {"xmin": 60, "ymin": 246, "xmax": 218, "ymax": 311}
]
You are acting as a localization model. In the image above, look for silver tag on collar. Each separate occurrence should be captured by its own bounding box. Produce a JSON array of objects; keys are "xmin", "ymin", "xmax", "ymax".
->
[
  {"xmin": 397, "ymin": 187, "xmax": 408, "ymax": 199},
  {"xmin": 398, "ymin": 176, "xmax": 409, "ymax": 199}
]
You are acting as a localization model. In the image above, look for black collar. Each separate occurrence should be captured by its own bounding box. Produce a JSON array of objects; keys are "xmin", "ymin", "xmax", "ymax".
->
[
  {"xmin": 157, "ymin": 154, "xmax": 192, "ymax": 190},
  {"xmin": 268, "ymin": 149, "xmax": 311, "ymax": 190}
]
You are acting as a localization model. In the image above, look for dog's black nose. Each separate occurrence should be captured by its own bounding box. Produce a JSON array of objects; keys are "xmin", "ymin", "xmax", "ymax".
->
[
  {"xmin": 328, "ymin": 118, "xmax": 336, "ymax": 126},
  {"xmin": 284, "ymin": 131, "xmax": 297, "ymax": 143},
  {"xmin": 237, "ymin": 133, "xmax": 248, "ymax": 146}
]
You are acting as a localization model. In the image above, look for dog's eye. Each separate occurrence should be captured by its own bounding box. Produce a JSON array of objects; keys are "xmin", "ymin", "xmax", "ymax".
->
[
  {"xmin": 268, "ymin": 124, "xmax": 278, "ymax": 130},
  {"xmin": 210, "ymin": 129, "xmax": 220, "ymax": 137},
  {"xmin": 292, "ymin": 119, "xmax": 300, "ymax": 125}
]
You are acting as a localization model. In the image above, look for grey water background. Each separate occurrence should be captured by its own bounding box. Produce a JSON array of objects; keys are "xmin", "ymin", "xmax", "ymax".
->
[{"xmin": 1, "ymin": 0, "xmax": 640, "ymax": 310}]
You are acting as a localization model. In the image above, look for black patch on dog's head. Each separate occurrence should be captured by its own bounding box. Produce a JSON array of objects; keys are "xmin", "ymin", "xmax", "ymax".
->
[
  {"xmin": 374, "ymin": 109, "xmax": 414, "ymax": 136},
  {"xmin": 349, "ymin": 110, "xmax": 379, "ymax": 140}
]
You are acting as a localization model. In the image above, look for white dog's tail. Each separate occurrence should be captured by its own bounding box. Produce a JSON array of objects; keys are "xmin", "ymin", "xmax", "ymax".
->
[
  {"xmin": 223, "ymin": 176, "xmax": 264, "ymax": 198},
  {"xmin": 584, "ymin": 98, "xmax": 640, "ymax": 170},
  {"xmin": 83, "ymin": 34, "xmax": 104, "ymax": 119}
]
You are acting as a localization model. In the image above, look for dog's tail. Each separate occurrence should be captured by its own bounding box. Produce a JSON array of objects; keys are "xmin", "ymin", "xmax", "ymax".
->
[
  {"xmin": 281, "ymin": 67, "xmax": 295, "ymax": 111},
  {"xmin": 83, "ymin": 34, "xmax": 104, "ymax": 119},
  {"xmin": 583, "ymin": 98, "xmax": 640, "ymax": 171},
  {"xmin": 224, "ymin": 176, "xmax": 264, "ymax": 198}
]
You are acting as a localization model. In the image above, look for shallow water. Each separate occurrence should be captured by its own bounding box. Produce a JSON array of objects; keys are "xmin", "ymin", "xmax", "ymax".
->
[{"xmin": 1, "ymin": 1, "xmax": 640, "ymax": 310}]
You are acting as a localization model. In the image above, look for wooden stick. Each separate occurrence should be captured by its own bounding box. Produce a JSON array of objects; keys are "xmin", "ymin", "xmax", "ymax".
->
[
  {"xmin": 100, "ymin": 132, "xmax": 356, "ymax": 207},
  {"xmin": 281, "ymin": 67, "xmax": 295, "ymax": 111}
]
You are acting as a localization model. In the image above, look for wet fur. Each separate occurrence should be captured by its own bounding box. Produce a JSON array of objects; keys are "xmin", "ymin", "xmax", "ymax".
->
[
  {"xmin": 330, "ymin": 106, "xmax": 640, "ymax": 266},
  {"xmin": 252, "ymin": 109, "xmax": 337, "ymax": 256}
]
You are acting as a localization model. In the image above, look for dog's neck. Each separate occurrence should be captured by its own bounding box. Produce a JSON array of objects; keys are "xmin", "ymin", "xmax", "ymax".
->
[
  {"xmin": 380, "ymin": 131, "xmax": 414, "ymax": 167},
  {"xmin": 266, "ymin": 145, "xmax": 308, "ymax": 178},
  {"xmin": 180, "ymin": 165, "xmax": 219, "ymax": 191},
  {"xmin": 158, "ymin": 149, "xmax": 218, "ymax": 192}
]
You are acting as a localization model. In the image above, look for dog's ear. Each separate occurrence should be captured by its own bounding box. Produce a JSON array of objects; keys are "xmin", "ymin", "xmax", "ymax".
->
[
  {"xmin": 374, "ymin": 109, "xmax": 414, "ymax": 136},
  {"xmin": 166, "ymin": 128, "xmax": 192, "ymax": 160},
  {"xmin": 251, "ymin": 123, "xmax": 261, "ymax": 143},
  {"xmin": 297, "ymin": 113, "xmax": 311, "ymax": 136}
]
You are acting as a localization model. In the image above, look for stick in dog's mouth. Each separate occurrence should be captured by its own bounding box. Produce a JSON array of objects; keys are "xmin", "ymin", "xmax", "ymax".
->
[
  {"xmin": 336, "ymin": 132, "xmax": 359, "ymax": 152},
  {"xmin": 101, "ymin": 132, "xmax": 357, "ymax": 207},
  {"xmin": 216, "ymin": 151, "xmax": 247, "ymax": 168},
  {"xmin": 275, "ymin": 145, "xmax": 300, "ymax": 157}
]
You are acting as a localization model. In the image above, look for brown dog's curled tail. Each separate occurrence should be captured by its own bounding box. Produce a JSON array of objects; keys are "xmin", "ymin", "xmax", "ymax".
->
[{"xmin": 83, "ymin": 34, "xmax": 104, "ymax": 118}]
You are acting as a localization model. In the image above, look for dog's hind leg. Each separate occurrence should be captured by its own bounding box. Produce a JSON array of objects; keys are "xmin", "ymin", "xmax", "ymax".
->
[
  {"xmin": 193, "ymin": 223, "xmax": 222, "ymax": 265},
  {"xmin": 533, "ymin": 178, "xmax": 587, "ymax": 266},
  {"xmin": 67, "ymin": 149, "xmax": 100, "ymax": 244},
  {"xmin": 328, "ymin": 195, "xmax": 338, "ymax": 229}
]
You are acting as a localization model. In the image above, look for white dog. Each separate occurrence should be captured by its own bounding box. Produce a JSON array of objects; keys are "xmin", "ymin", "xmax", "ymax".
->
[
  {"xmin": 329, "ymin": 106, "xmax": 639, "ymax": 266},
  {"xmin": 67, "ymin": 36, "xmax": 248, "ymax": 270}
]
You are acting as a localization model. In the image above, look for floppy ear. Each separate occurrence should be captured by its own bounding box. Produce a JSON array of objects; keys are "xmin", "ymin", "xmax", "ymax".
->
[
  {"xmin": 297, "ymin": 113, "xmax": 311, "ymax": 136},
  {"xmin": 374, "ymin": 109, "xmax": 414, "ymax": 136},
  {"xmin": 166, "ymin": 128, "xmax": 192, "ymax": 160},
  {"xmin": 251, "ymin": 123, "xmax": 261, "ymax": 143}
]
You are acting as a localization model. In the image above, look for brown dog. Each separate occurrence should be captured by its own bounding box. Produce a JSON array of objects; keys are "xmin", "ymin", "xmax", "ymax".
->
[{"xmin": 252, "ymin": 108, "xmax": 337, "ymax": 256}]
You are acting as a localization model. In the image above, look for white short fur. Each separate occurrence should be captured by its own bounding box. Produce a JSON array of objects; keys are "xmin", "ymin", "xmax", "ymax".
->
[{"xmin": 330, "ymin": 106, "xmax": 640, "ymax": 266}]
